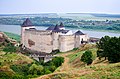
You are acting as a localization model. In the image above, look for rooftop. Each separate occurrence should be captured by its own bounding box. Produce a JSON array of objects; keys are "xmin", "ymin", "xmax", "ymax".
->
[
  {"xmin": 75, "ymin": 30, "xmax": 85, "ymax": 35},
  {"xmin": 46, "ymin": 22, "xmax": 65, "ymax": 31},
  {"xmin": 59, "ymin": 22, "xmax": 64, "ymax": 28},
  {"xmin": 21, "ymin": 18, "xmax": 33, "ymax": 27}
]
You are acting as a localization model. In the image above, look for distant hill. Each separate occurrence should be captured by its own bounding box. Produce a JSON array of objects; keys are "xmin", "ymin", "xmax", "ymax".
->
[
  {"xmin": 91, "ymin": 13, "xmax": 120, "ymax": 18},
  {"xmin": 58, "ymin": 13, "xmax": 120, "ymax": 20},
  {"xmin": 0, "ymin": 13, "xmax": 120, "ymax": 33}
]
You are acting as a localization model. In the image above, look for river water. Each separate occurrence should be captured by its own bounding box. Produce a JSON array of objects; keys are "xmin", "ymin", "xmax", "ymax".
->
[{"xmin": 0, "ymin": 24, "xmax": 120, "ymax": 38}]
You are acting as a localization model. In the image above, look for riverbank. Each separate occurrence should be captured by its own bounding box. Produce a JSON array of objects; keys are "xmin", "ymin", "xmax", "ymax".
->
[
  {"xmin": 77, "ymin": 27, "xmax": 120, "ymax": 33},
  {"xmin": 0, "ymin": 24, "xmax": 120, "ymax": 38}
]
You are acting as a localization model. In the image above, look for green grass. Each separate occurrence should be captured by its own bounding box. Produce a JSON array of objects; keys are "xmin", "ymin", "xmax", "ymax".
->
[
  {"xmin": 79, "ymin": 63, "xmax": 120, "ymax": 79},
  {"xmin": 4, "ymin": 32, "xmax": 20, "ymax": 42},
  {"xmin": 0, "ymin": 52, "xmax": 33, "ymax": 66},
  {"xmin": 67, "ymin": 48, "xmax": 97, "ymax": 63},
  {"xmin": 67, "ymin": 51, "xmax": 85, "ymax": 63}
]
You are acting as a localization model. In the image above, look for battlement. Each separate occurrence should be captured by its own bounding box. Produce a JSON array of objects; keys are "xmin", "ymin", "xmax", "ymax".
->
[{"xmin": 59, "ymin": 35, "xmax": 74, "ymax": 41}]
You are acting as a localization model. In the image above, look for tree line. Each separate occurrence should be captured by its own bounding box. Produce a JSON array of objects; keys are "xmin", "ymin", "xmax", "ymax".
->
[
  {"xmin": 97, "ymin": 36, "xmax": 120, "ymax": 63},
  {"xmin": 81, "ymin": 36, "xmax": 120, "ymax": 65}
]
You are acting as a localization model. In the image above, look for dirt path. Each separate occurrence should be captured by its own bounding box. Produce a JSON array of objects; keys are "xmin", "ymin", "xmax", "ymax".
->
[
  {"xmin": 34, "ymin": 51, "xmax": 94, "ymax": 79},
  {"xmin": 55, "ymin": 52, "xmax": 73, "ymax": 72}
]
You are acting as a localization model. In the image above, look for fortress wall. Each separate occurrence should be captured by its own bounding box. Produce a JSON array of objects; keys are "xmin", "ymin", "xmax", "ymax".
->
[
  {"xmin": 52, "ymin": 32, "xmax": 61, "ymax": 50},
  {"xmin": 59, "ymin": 35, "xmax": 75, "ymax": 52},
  {"xmin": 21, "ymin": 26, "xmax": 35, "ymax": 45},
  {"xmin": 24, "ymin": 30, "xmax": 53, "ymax": 53},
  {"xmin": 79, "ymin": 34, "xmax": 89, "ymax": 42},
  {"xmin": 74, "ymin": 35, "xmax": 80, "ymax": 48},
  {"xmin": 75, "ymin": 34, "xmax": 89, "ymax": 48}
]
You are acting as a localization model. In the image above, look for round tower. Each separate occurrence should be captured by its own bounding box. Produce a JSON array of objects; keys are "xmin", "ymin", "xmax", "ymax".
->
[{"xmin": 21, "ymin": 18, "xmax": 35, "ymax": 46}]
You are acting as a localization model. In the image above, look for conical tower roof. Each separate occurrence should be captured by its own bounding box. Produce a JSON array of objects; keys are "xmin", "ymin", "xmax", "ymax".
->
[
  {"xmin": 53, "ymin": 24, "xmax": 60, "ymax": 31},
  {"xmin": 59, "ymin": 22, "xmax": 64, "ymax": 28},
  {"xmin": 75, "ymin": 30, "xmax": 85, "ymax": 35},
  {"xmin": 46, "ymin": 26, "xmax": 55, "ymax": 30},
  {"xmin": 21, "ymin": 18, "xmax": 33, "ymax": 27}
]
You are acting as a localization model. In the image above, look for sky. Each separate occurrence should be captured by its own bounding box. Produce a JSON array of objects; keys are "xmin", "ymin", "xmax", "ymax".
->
[{"xmin": 0, "ymin": 0, "xmax": 120, "ymax": 14}]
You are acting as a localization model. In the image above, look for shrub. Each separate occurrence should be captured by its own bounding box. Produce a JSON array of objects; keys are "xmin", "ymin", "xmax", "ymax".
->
[
  {"xmin": 52, "ymin": 57, "xmax": 64, "ymax": 67},
  {"xmin": 0, "ymin": 72, "xmax": 12, "ymax": 79},
  {"xmin": 28, "ymin": 64, "xmax": 43, "ymax": 75},
  {"xmin": 44, "ymin": 69, "xmax": 52, "ymax": 74},
  {"xmin": 12, "ymin": 74, "xmax": 26, "ymax": 79},
  {"xmin": 81, "ymin": 50, "xmax": 93, "ymax": 65},
  {"xmin": 73, "ymin": 48, "xmax": 78, "ymax": 51},
  {"xmin": 3, "ymin": 43, "xmax": 17, "ymax": 53},
  {"xmin": 49, "ymin": 65, "xmax": 56, "ymax": 72},
  {"xmin": 10, "ymin": 64, "xmax": 30, "ymax": 76}
]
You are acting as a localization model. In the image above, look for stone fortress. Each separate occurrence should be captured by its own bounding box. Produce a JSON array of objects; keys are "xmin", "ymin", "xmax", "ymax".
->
[{"xmin": 21, "ymin": 18, "xmax": 89, "ymax": 54}]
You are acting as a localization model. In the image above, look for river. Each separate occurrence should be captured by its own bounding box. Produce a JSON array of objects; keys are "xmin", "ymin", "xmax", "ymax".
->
[{"xmin": 0, "ymin": 24, "xmax": 120, "ymax": 38}]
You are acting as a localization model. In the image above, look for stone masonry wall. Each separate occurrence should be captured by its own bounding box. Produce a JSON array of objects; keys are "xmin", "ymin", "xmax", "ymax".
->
[
  {"xmin": 24, "ymin": 30, "xmax": 53, "ymax": 53},
  {"xmin": 52, "ymin": 32, "xmax": 61, "ymax": 50},
  {"xmin": 74, "ymin": 35, "xmax": 80, "ymax": 48},
  {"xmin": 59, "ymin": 35, "xmax": 75, "ymax": 52},
  {"xmin": 21, "ymin": 26, "xmax": 35, "ymax": 46},
  {"xmin": 75, "ymin": 34, "xmax": 89, "ymax": 48}
]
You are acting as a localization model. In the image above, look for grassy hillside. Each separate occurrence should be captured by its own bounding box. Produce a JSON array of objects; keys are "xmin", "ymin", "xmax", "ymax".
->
[
  {"xmin": 79, "ymin": 62, "xmax": 120, "ymax": 79},
  {"xmin": 4, "ymin": 32, "xmax": 20, "ymax": 42},
  {"xmin": 0, "ymin": 32, "xmax": 65, "ymax": 79},
  {"xmin": 0, "ymin": 52, "xmax": 33, "ymax": 66},
  {"xmin": 0, "ymin": 51, "xmax": 34, "ymax": 79},
  {"xmin": 36, "ymin": 44, "xmax": 120, "ymax": 79}
]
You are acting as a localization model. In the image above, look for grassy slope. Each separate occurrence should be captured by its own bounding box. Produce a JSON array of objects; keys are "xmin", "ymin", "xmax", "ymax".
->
[
  {"xmin": 0, "ymin": 34, "xmax": 32, "ymax": 75},
  {"xmin": 4, "ymin": 32, "xmax": 20, "ymax": 42},
  {"xmin": 0, "ymin": 51, "xmax": 33, "ymax": 78},
  {"xmin": 0, "ymin": 52, "xmax": 33, "ymax": 66},
  {"xmin": 79, "ymin": 63, "xmax": 120, "ymax": 79},
  {"xmin": 68, "ymin": 44, "xmax": 120, "ymax": 79},
  {"xmin": 67, "ymin": 44, "xmax": 120, "ymax": 79},
  {"xmin": 67, "ymin": 48, "xmax": 97, "ymax": 63},
  {"xmin": 36, "ymin": 44, "xmax": 120, "ymax": 79}
]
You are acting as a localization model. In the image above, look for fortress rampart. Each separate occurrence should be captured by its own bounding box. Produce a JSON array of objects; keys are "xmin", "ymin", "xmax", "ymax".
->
[{"xmin": 21, "ymin": 18, "xmax": 89, "ymax": 53}]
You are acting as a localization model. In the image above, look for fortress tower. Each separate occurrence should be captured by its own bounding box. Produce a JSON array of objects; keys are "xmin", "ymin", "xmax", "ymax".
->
[{"xmin": 21, "ymin": 18, "xmax": 35, "ymax": 46}]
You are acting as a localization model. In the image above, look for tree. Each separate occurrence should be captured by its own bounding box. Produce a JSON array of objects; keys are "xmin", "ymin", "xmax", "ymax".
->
[
  {"xmin": 81, "ymin": 50, "xmax": 93, "ymax": 65},
  {"xmin": 107, "ymin": 37, "xmax": 120, "ymax": 62},
  {"xmin": 28, "ymin": 64, "xmax": 43, "ymax": 75},
  {"xmin": 52, "ymin": 57, "xmax": 64, "ymax": 67},
  {"xmin": 97, "ymin": 36, "xmax": 120, "ymax": 63},
  {"xmin": 96, "ymin": 36, "xmax": 110, "ymax": 60}
]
